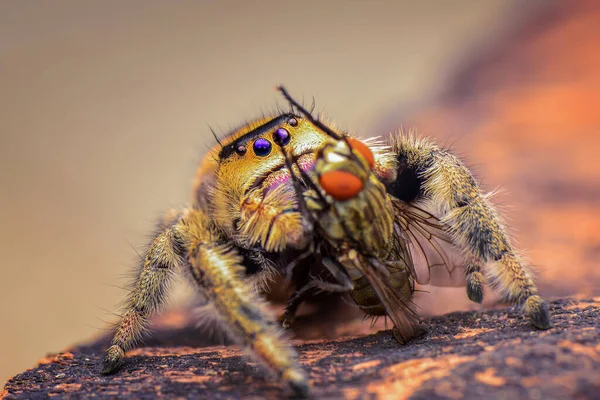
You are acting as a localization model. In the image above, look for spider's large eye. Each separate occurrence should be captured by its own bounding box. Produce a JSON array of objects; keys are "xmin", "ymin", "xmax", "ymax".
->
[
  {"xmin": 274, "ymin": 127, "xmax": 291, "ymax": 146},
  {"xmin": 253, "ymin": 138, "xmax": 272, "ymax": 157}
]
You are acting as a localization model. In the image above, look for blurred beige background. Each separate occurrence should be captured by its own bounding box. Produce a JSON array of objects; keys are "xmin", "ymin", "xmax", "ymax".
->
[{"xmin": 0, "ymin": 0, "xmax": 556, "ymax": 384}]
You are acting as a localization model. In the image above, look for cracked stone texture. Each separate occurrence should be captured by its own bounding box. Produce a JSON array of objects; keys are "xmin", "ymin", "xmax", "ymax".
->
[{"xmin": 2, "ymin": 299, "xmax": 599, "ymax": 399}]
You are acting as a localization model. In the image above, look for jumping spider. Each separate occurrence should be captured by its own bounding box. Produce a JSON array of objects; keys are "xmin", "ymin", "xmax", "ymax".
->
[{"xmin": 101, "ymin": 86, "xmax": 552, "ymax": 397}]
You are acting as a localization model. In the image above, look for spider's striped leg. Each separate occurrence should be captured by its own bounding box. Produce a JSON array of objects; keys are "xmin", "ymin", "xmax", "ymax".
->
[
  {"xmin": 102, "ymin": 208, "xmax": 309, "ymax": 396},
  {"xmin": 385, "ymin": 134, "xmax": 551, "ymax": 329},
  {"xmin": 101, "ymin": 211, "xmax": 185, "ymax": 374},
  {"xmin": 182, "ymin": 209, "xmax": 310, "ymax": 397}
]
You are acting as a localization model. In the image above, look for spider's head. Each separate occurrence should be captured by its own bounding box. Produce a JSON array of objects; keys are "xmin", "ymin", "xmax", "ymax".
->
[
  {"xmin": 192, "ymin": 87, "xmax": 396, "ymax": 253},
  {"xmin": 215, "ymin": 113, "xmax": 340, "ymax": 195},
  {"xmin": 196, "ymin": 113, "xmax": 336, "ymax": 236}
]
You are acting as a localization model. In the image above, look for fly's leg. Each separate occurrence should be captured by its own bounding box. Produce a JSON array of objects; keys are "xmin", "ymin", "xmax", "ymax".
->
[
  {"xmin": 283, "ymin": 278, "xmax": 354, "ymax": 327},
  {"xmin": 386, "ymin": 134, "xmax": 551, "ymax": 329},
  {"xmin": 282, "ymin": 284, "xmax": 312, "ymax": 329},
  {"xmin": 101, "ymin": 211, "xmax": 185, "ymax": 374},
  {"xmin": 281, "ymin": 258, "xmax": 312, "ymax": 329}
]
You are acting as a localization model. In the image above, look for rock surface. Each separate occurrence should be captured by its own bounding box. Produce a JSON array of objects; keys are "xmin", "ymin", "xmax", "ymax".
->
[{"xmin": 3, "ymin": 299, "xmax": 598, "ymax": 399}]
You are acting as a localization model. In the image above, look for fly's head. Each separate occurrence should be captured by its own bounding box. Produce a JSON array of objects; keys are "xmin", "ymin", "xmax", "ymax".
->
[
  {"xmin": 308, "ymin": 137, "xmax": 396, "ymax": 258},
  {"xmin": 276, "ymin": 86, "xmax": 397, "ymax": 258},
  {"xmin": 313, "ymin": 137, "xmax": 375, "ymax": 201}
]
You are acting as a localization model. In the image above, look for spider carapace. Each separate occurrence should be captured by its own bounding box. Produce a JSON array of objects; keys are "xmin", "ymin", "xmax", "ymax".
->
[{"xmin": 101, "ymin": 86, "xmax": 552, "ymax": 397}]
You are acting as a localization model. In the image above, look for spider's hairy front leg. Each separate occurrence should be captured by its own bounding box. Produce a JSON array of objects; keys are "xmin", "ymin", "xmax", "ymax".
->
[
  {"xmin": 102, "ymin": 208, "xmax": 309, "ymax": 396},
  {"xmin": 181, "ymin": 209, "xmax": 309, "ymax": 397},
  {"xmin": 101, "ymin": 210, "xmax": 185, "ymax": 374},
  {"xmin": 387, "ymin": 134, "xmax": 551, "ymax": 329}
]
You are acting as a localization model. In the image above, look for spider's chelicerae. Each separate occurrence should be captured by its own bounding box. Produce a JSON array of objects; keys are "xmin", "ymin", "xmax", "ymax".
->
[{"xmin": 101, "ymin": 87, "xmax": 551, "ymax": 396}]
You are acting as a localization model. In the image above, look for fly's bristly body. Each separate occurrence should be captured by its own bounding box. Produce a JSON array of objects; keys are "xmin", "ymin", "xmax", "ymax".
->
[{"xmin": 101, "ymin": 86, "xmax": 552, "ymax": 397}]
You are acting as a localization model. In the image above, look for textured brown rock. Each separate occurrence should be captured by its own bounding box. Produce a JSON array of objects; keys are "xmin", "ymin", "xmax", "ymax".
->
[{"xmin": 3, "ymin": 299, "xmax": 599, "ymax": 399}]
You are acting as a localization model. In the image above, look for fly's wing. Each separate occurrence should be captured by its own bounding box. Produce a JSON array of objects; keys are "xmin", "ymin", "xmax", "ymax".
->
[
  {"xmin": 349, "ymin": 255, "xmax": 422, "ymax": 343},
  {"xmin": 391, "ymin": 198, "xmax": 468, "ymax": 287}
]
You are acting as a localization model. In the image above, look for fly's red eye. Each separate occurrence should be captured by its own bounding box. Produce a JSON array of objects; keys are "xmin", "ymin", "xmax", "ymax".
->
[
  {"xmin": 319, "ymin": 171, "xmax": 364, "ymax": 200},
  {"xmin": 347, "ymin": 138, "xmax": 375, "ymax": 168}
]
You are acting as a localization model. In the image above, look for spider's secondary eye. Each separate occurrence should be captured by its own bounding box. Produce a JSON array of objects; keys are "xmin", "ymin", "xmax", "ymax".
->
[
  {"xmin": 253, "ymin": 138, "xmax": 272, "ymax": 156},
  {"xmin": 236, "ymin": 144, "xmax": 247, "ymax": 155},
  {"xmin": 274, "ymin": 127, "xmax": 291, "ymax": 146},
  {"xmin": 288, "ymin": 117, "xmax": 298, "ymax": 127}
]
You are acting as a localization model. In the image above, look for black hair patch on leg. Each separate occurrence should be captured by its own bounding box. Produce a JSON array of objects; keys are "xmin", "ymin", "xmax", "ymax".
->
[{"xmin": 385, "ymin": 158, "xmax": 424, "ymax": 203}]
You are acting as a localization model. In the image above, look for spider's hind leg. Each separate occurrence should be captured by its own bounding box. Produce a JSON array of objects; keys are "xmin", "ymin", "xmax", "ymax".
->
[{"xmin": 387, "ymin": 134, "xmax": 551, "ymax": 329}]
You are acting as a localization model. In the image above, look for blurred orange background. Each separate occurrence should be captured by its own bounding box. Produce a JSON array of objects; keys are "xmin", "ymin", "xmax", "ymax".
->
[{"xmin": 1, "ymin": 0, "xmax": 598, "ymax": 385}]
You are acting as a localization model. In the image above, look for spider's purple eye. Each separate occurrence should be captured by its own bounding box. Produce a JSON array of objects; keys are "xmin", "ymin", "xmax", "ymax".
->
[
  {"xmin": 274, "ymin": 127, "xmax": 291, "ymax": 146},
  {"xmin": 288, "ymin": 117, "xmax": 298, "ymax": 127},
  {"xmin": 253, "ymin": 138, "xmax": 272, "ymax": 157}
]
